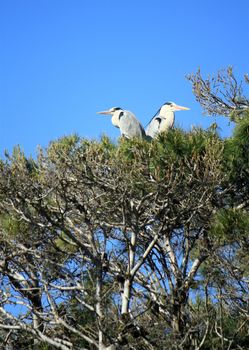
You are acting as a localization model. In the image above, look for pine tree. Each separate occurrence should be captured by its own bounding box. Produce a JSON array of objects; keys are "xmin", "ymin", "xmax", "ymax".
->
[{"xmin": 0, "ymin": 70, "xmax": 248, "ymax": 350}]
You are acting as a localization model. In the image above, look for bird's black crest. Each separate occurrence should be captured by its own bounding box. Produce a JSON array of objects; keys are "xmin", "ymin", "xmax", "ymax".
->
[
  {"xmin": 113, "ymin": 107, "xmax": 122, "ymax": 111},
  {"xmin": 164, "ymin": 102, "xmax": 173, "ymax": 106}
]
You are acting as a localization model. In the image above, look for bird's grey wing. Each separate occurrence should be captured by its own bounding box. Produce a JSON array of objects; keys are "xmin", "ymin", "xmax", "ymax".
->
[
  {"xmin": 145, "ymin": 117, "xmax": 161, "ymax": 139},
  {"xmin": 119, "ymin": 111, "xmax": 145, "ymax": 138}
]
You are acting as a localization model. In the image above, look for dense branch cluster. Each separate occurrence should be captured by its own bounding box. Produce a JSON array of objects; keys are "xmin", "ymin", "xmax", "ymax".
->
[
  {"xmin": 187, "ymin": 67, "xmax": 249, "ymax": 121},
  {"xmin": 0, "ymin": 72, "xmax": 248, "ymax": 349}
]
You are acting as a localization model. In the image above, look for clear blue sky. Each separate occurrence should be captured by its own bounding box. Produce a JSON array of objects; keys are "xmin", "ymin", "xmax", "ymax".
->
[{"xmin": 1, "ymin": 0, "xmax": 249, "ymax": 156}]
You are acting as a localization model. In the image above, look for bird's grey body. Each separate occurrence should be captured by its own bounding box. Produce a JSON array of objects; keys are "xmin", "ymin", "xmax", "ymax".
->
[
  {"xmin": 146, "ymin": 102, "xmax": 190, "ymax": 139},
  {"xmin": 98, "ymin": 107, "xmax": 145, "ymax": 139},
  {"xmin": 118, "ymin": 110, "xmax": 145, "ymax": 138}
]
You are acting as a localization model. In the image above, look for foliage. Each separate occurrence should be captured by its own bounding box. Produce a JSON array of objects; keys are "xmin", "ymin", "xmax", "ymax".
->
[
  {"xmin": 0, "ymin": 70, "xmax": 249, "ymax": 350},
  {"xmin": 186, "ymin": 67, "xmax": 249, "ymax": 121}
]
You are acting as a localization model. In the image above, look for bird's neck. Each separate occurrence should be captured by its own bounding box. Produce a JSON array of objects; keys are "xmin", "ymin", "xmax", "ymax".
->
[
  {"xmin": 161, "ymin": 110, "xmax": 174, "ymax": 121},
  {"xmin": 111, "ymin": 112, "xmax": 120, "ymax": 128}
]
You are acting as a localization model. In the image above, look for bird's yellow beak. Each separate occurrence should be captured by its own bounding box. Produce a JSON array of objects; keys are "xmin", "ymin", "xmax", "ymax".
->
[
  {"xmin": 174, "ymin": 104, "xmax": 190, "ymax": 111},
  {"xmin": 97, "ymin": 110, "xmax": 111, "ymax": 115}
]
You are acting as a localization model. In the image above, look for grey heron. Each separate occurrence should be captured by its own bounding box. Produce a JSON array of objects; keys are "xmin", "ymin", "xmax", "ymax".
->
[
  {"xmin": 146, "ymin": 102, "xmax": 190, "ymax": 139},
  {"xmin": 97, "ymin": 107, "xmax": 146, "ymax": 139}
]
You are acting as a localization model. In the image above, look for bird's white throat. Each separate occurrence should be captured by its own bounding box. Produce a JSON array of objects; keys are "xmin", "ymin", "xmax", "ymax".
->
[{"xmin": 111, "ymin": 111, "xmax": 121, "ymax": 128}]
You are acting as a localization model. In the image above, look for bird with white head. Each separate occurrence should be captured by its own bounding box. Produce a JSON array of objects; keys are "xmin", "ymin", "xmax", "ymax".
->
[
  {"xmin": 146, "ymin": 102, "xmax": 190, "ymax": 139},
  {"xmin": 97, "ymin": 107, "xmax": 146, "ymax": 139}
]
